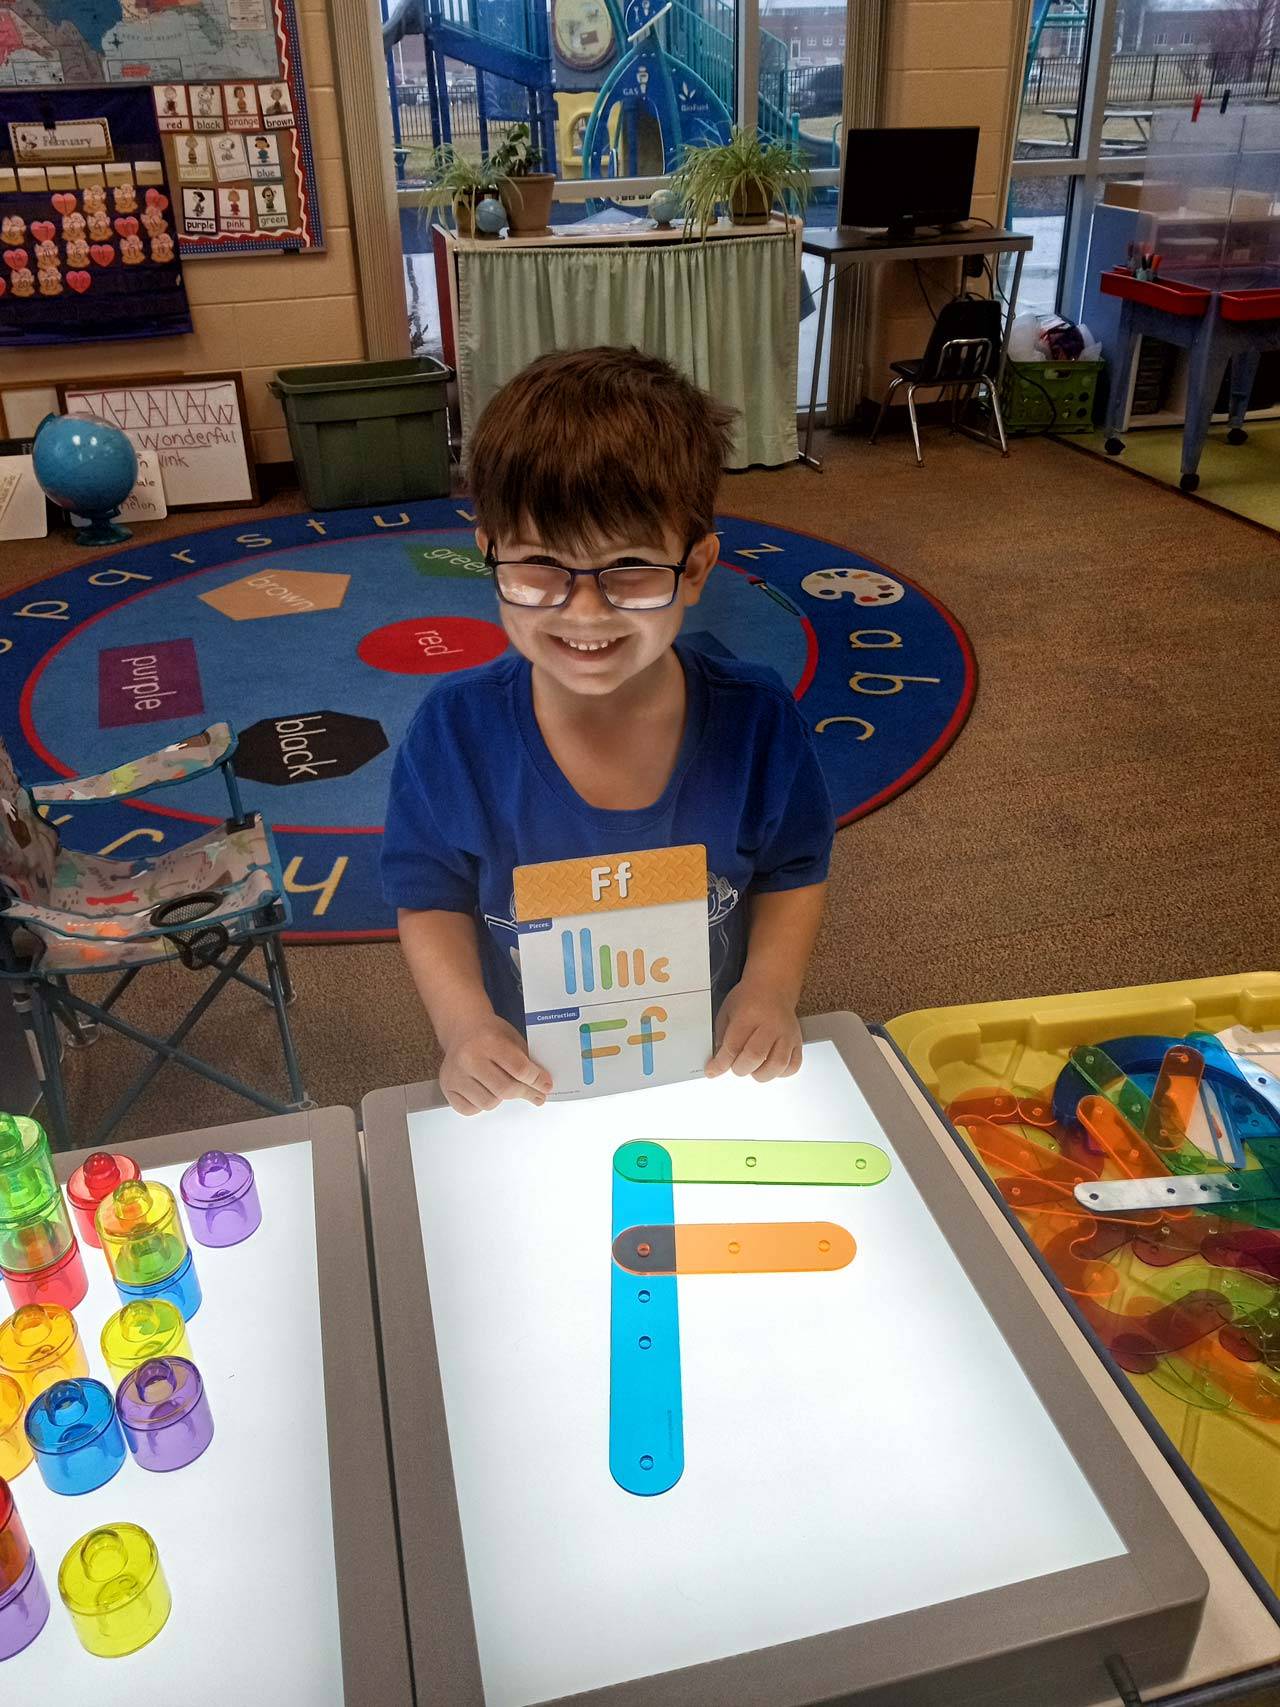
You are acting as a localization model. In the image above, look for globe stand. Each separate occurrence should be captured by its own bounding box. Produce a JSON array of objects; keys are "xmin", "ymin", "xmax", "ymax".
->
[{"xmin": 70, "ymin": 508, "xmax": 132, "ymax": 548}]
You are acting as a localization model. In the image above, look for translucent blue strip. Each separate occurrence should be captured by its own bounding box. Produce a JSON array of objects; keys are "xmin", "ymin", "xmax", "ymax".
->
[{"xmin": 610, "ymin": 1146, "xmax": 683, "ymax": 1495}]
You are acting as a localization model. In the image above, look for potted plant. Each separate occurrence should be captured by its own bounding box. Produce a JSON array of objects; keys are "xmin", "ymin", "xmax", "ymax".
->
[
  {"xmin": 670, "ymin": 126, "xmax": 811, "ymax": 239},
  {"xmin": 420, "ymin": 144, "xmax": 505, "ymax": 238},
  {"xmin": 492, "ymin": 123, "xmax": 556, "ymax": 236}
]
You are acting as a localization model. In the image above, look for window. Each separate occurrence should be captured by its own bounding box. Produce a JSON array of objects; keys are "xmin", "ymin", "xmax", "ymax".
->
[
  {"xmin": 823, "ymin": 34, "xmax": 833, "ymax": 46},
  {"xmin": 1010, "ymin": 0, "xmax": 1268, "ymax": 322},
  {"xmin": 806, "ymin": 35, "xmax": 818, "ymax": 46},
  {"xmin": 790, "ymin": 36, "xmax": 800, "ymax": 58}
]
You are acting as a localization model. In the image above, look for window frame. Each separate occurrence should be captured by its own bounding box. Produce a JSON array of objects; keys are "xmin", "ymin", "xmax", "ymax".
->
[{"xmin": 1009, "ymin": 0, "xmax": 1132, "ymax": 317}]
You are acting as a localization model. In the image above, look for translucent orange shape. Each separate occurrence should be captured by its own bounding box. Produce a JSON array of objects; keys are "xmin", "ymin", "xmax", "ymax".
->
[
  {"xmin": 1146, "ymin": 1046, "xmax": 1205, "ymax": 1153},
  {"xmin": 616, "ymin": 1222, "xmax": 855, "ymax": 1274},
  {"xmin": 1077, "ymin": 1096, "xmax": 1193, "ymax": 1220}
]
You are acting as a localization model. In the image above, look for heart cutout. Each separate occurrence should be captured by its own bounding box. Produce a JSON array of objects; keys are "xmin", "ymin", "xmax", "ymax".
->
[
  {"xmin": 113, "ymin": 216, "xmax": 139, "ymax": 237},
  {"xmin": 90, "ymin": 244, "xmax": 115, "ymax": 267},
  {"xmin": 0, "ymin": 280, "xmax": 6, "ymax": 298},
  {"xmin": 144, "ymin": 190, "xmax": 170, "ymax": 211},
  {"xmin": 3, "ymin": 250, "xmax": 28, "ymax": 270},
  {"xmin": 51, "ymin": 192, "xmax": 77, "ymax": 215},
  {"xmin": 66, "ymin": 270, "xmax": 92, "ymax": 293},
  {"xmin": 30, "ymin": 221, "xmax": 56, "ymax": 243}
]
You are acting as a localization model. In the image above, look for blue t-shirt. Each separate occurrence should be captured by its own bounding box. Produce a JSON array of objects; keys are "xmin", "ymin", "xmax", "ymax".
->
[{"xmin": 380, "ymin": 641, "xmax": 834, "ymax": 1032}]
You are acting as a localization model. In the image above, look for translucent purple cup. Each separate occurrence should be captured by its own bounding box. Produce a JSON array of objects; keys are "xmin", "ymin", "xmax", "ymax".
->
[
  {"xmin": 179, "ymin": 1150, "xmax": 261, "ymax": 1248},
  {"xmin": 116, "ymin": 1357, "xmax": 213, "ymax": 1473},
  {"xmin": 0, "ymin": 1551, "xmax": 50, "ymax": 1660}
]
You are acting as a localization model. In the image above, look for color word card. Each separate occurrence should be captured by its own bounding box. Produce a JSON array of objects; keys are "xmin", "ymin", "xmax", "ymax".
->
[{"xmin": 514, "ymin": 845, "xmax": 712, "ymax": 1101}]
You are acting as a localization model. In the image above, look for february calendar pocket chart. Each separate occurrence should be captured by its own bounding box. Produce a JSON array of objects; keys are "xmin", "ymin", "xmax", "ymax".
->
[{"xmin": 514, "ymin": 845, "xmax": 712, "ymax": 1101}]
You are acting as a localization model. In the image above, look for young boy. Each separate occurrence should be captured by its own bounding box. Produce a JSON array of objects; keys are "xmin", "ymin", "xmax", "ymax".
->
[{"xmin": 382, "ymin": 348, "xmax": 833, "ymax": 1115}]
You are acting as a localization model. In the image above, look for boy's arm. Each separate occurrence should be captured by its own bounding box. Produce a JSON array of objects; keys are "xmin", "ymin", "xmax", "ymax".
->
[
  {"xmin": 705, "ymin": 882, "xmax": 827, "ymax": 1082},
  {"xmin": 398, "ymin": 909, "xmax": 552, "ymax": 1115}
]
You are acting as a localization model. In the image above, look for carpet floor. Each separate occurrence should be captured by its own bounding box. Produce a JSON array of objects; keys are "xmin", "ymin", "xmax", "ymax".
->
[{"xmin": 4, "ymin": 426, "xmax": 1280, "ymax": 1143}]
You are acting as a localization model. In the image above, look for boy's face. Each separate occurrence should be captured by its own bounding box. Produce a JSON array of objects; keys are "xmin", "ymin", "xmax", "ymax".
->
[{"xmin": 477, "ymin": 517, "xmax": 716, "ymax": 699}]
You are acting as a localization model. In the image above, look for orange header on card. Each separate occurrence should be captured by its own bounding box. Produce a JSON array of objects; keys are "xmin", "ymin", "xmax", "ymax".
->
[{"xmin": 513, "ymin": 845, "xmax": 707, "ymax": 920}]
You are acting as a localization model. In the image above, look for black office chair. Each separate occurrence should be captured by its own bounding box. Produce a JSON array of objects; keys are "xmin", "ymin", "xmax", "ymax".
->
[{"xmin": 870, "ymin": 296, "xmax": 1009, "ymax": 465}]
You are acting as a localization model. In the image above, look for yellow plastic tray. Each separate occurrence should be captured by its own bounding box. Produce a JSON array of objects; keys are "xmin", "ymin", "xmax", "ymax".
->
[{"xmin": 888, "ymin": 971, "xmax": 1280, "ymax": 1594}]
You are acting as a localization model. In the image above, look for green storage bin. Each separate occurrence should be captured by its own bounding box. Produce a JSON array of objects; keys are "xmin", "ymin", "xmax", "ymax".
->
[
  {"xmin": 998, "ymin": 359, "xmax": 1102, "ymax": 435},
  {"xmin": 269, "ymin": 357, "xmax": 452, "ymax": 508}
]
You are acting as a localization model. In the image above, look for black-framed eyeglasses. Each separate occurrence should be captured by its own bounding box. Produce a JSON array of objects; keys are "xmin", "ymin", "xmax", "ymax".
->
[{"xmin": 485, "ymin": 544, "xmax": 690, "ymax": 611}]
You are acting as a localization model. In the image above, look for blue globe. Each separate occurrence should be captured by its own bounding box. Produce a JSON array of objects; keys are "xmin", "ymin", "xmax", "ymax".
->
[
  {"xmin": 648, "ymin": 189, "xmax": 681, "ymax": 228},
  {"xmin": 474, "ymin": 198, "xmax": 507, "ymax": 236},
  {"xmin": 33, "ymin": 414, "xmax": 138, "ymax": 516}
]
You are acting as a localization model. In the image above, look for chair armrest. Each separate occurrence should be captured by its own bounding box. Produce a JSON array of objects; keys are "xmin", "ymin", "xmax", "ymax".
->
[{"xmin": 31, "ymin": 723, "xmax": 237, "ymax": 806}]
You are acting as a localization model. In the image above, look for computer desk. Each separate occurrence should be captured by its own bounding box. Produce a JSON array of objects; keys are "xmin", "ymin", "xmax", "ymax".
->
[{"xmin": 801, "ymin": 224, "xmax": 1034, "ymax": 469}]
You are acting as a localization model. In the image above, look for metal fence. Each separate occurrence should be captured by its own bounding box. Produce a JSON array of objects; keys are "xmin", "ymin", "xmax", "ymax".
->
[
  {"xmin": 1027, "ymin": 47, "xmax": 1280, "ymax": 108},
  {"xmin": 392, "ymin": 57, "xmax": 845, "ymax": 155}
]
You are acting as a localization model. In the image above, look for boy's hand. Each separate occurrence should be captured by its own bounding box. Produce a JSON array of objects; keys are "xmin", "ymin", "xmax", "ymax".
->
[
  {"xmin": 440, "ymin": 1017, "xmax": 553, "ymax": 1116},
  {"xmin": 705, "ymin": 981, "xmax": 802, "ymax": 1082}
]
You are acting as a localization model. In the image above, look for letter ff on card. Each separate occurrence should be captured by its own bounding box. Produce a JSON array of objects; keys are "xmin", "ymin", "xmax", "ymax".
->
[{"xmin": 513, "ymin": 845, "xmax": 711, "ymax": 1100}]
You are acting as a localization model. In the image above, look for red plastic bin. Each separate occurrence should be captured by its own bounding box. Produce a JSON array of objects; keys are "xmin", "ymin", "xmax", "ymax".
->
[
  {"xmin": 1099, "ymin": 267, "xmax": 1210, "ymax": 316},
  {"xmin": 1219, "ymin": 288, "xmax": 1280, "ymax": 322}
]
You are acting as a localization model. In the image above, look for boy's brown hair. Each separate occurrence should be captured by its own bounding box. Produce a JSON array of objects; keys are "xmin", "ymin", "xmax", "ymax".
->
[{"xmin": 467, "ymin": 347, "xmax": 736, "ymax": 555}]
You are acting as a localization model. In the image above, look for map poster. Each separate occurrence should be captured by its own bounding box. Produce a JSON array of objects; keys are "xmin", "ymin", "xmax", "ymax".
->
[
  {"xmin": 514, "ymin": 845, "xmax": 713, "ymax": 1102},
  {"xmin": 0, "ymin": 87, "xmax": 191, "ymax": 349},
  {"xmin": 0, "ymin": 0, "xmax": 322, "ymax": 257}
]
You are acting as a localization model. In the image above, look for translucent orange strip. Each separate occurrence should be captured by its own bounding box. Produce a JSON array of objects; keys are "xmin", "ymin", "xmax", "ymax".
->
[
  {"xmin": 1077, "ymin": 1095, "xmax": 1193, "ymax": 1221},
  {"xmin": 613, "ymin": 1222, "xmax": 855, "ymax": 1275},
  {"xmin": 1146, "ymin": 1046, "xmax": 1205, "ymax": 1153}
]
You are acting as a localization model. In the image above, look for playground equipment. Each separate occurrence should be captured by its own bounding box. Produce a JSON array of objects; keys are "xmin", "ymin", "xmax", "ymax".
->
[{"xmin": 383, "ymin": 0, "xmax": 798, "ymax": 183}]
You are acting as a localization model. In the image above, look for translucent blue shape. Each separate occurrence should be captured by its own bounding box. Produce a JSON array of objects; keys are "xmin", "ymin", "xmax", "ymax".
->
[
  {"xmin": 610, "ymin": 1145, "xmax": 683, "ymax": 1496},
  {"xmin": 114, "ymin": 1248, "xmax": 202, "ymax": 1321},
  {"xmin": 25, "ymin": 1378, "xmax": 126, "ymax": 1496}
]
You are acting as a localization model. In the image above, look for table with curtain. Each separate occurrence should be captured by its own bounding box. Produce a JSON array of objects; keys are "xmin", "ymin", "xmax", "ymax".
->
[{"xmin": 433, "ymin": 217, "xmax": 802, "ymax": 470}]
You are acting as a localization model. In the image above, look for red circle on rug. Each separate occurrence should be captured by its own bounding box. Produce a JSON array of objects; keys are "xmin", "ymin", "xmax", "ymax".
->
[{"xmin": 358, "ymin": 615, "xmax": 507, "ymax": 675}]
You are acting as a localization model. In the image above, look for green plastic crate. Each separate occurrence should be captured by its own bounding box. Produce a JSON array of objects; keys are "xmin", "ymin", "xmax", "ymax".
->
[
  {"xmin": 999, "ymin": 359, "xmax": 1102, "ymax": 435},
  {"xmin": 269, "ymin": 357, "xmax": 452, "ymax": 509}
]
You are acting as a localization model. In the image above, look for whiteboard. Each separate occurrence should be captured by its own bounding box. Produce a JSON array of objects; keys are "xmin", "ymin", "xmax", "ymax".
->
[
  {"xmin": 407, "ymin": 1041, "xmax": 1126, "ymax": 1707},
  {"xmin": 61, "ymin": 374, "xmax": 256, "ymax": 509},
  {"xmin": 0, "ymin": 455, "xmax": 48, "ymax": 541}
]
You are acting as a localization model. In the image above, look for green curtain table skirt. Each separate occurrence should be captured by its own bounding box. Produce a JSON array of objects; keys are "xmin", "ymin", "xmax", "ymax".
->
[{"xmin": 455, "ymin": 230, "xmax": 799, "ymax": 470}]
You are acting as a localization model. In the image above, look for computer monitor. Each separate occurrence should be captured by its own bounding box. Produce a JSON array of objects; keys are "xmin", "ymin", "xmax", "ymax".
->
[{"xmin": 840, "ymin": 127, "xmax": 980, "ymax": 238}]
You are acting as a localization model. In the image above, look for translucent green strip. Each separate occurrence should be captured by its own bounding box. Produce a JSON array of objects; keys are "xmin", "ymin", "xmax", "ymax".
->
[{"xmin": 614, "ymin": 1139, "xmax": 891, "ymax": 1187}]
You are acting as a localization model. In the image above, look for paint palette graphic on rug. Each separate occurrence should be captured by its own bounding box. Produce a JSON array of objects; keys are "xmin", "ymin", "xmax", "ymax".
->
[{"xmin": 0, "ymin": 500, "xmax": 975, "ymax": 940}]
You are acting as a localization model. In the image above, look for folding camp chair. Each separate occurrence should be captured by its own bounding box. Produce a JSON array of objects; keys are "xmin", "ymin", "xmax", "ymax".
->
[{"xmin": 0, "ymin": 723, "xmax": 307, "ymax": 1150}]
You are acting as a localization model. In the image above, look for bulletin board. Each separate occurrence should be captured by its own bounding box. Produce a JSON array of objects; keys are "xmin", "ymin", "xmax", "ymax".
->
[
  {"xmin": 0, "ymin": 0, "xmax": 322, "ymax": 257},
  {"xmin": 0, "ymin": 87, "xmax": 191, "ymax": 347}
]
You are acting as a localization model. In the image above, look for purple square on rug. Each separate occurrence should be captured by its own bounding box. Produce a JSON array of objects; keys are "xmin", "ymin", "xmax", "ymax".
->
[{"xmin": 98, "ymin": 641, "xmax": 204, "ymax": 729}]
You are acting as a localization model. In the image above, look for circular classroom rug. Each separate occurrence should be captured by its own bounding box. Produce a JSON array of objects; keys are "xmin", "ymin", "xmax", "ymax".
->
[{"xmin": 0, "ymin": 499, "xmax": 975, "ymax": 941}]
